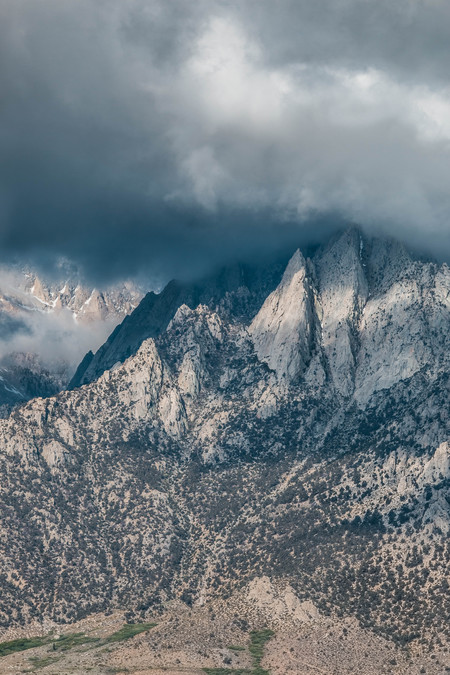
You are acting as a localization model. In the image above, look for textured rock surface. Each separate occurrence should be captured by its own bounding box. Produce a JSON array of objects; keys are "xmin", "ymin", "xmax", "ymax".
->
[
  {"xmin": 249, "ymin": 249, "xmax": 315, "ymax": 380},
  {"xmin": 69, "ymin": 262, "xmax": 285, "ymax": 388},
  {"xmin": 316, "ymin": 229, "xmax": 368, "ymax": 396},
  {"xmin": 0, "ymin": 229, "xmax": 448, "ymax": 660},
  {"xmin": 246, "ymin": 576, "xmax": 320, "ymax": 626}
]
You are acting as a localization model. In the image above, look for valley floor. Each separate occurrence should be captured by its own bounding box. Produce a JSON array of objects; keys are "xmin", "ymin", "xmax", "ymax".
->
[{"xmin": 0, "ymin": 592, "xmax": 448, "ymax": 675}]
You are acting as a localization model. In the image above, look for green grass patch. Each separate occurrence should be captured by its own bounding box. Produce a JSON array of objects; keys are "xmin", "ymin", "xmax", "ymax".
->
[
  {"xmin": 0, "ymin": 622, "xmax": 156, "ymax": 662},
  {"xmin": 0, "ymin": 635, "xmax": 50, "ymax": 657},
  {"xmin": 248, "ymin": 629, "xmax": 274, "ymax": 674},
  {"xmin": 52, "ymin": 632, "xmax": 100, "ymax": 652},
  {"xmin": 0, "ymin": 631, "xmax": 99, "ymax": 659},
  {"xmin": 103, "ymin": 622, "xmax": 157, "ymax": 644},
  {"xmin": 203, "ymin": 628, "xmax": 274, "ymax": 675}
]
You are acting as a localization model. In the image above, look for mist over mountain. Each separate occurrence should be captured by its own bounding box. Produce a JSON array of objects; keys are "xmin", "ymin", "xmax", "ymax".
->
[{"xmin": 0, "ymin": 261, "xmax": 145, "ymax": 409}]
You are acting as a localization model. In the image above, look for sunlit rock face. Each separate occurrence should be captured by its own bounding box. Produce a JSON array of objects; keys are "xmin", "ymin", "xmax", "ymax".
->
[{"xmin": 249, "ymin": 249, "xmax": 315, "ymax": 381}]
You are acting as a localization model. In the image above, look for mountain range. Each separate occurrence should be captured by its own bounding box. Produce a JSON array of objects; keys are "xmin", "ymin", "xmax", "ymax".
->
[
  {"xmin": 0, "ymin": 262, "xmax": 143, "ymax": 408},
  {"xmin": 0, "ymin": 229, "xmax": 448, "ymax": 672}
]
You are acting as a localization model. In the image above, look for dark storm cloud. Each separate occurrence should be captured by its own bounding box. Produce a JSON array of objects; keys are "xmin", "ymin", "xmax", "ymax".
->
[
  {"xmin": 239, "ymin": 0, "xmax": 450, "ymax": 86},
  {"xmin": 0, "ymin": 313, "xmax": 31, "ymax": 341},
  {"xmin": 1, "ymin": 0, "xmax": 450, "ymax": 284}
]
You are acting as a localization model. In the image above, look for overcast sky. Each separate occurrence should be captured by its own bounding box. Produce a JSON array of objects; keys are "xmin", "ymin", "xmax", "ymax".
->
[{"xmin": 1, "ymin": 0, "xmax": 450, "ymax": 282}]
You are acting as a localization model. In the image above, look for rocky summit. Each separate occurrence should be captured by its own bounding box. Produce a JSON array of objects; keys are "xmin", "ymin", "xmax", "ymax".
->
[{"xmin": 0, "ymin": 229, "xmax": 449, "ymax": 672}]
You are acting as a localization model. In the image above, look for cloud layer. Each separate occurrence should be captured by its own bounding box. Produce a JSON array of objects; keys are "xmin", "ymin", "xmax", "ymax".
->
[{"xmin": 1, "ymin": 0, "xmax": 450, "ymax": 282}]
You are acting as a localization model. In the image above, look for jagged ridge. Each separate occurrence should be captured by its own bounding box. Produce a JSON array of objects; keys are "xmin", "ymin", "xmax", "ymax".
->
[{"xmin": 0, "ymin": 229, "xmax": 448, "ymax": 654}]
